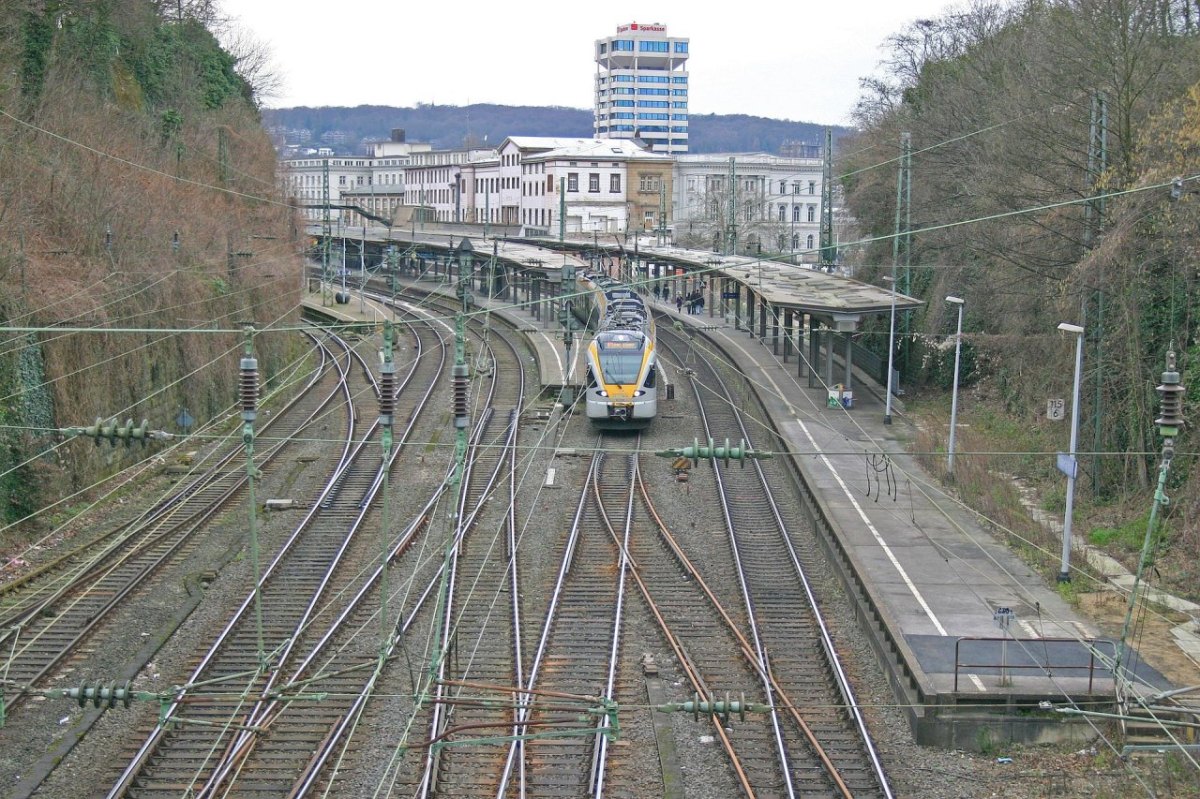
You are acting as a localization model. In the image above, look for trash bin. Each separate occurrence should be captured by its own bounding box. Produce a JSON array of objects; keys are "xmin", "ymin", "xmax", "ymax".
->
[
  {"xmin": 841, "ymin": 389, "xmax": 854, "ymax": 409},
  {"xmin": 827, "ymin": 383, "xmax": 844, "ymax": 409}
]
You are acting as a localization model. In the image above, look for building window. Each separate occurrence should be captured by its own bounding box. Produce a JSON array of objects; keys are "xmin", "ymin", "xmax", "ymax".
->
[
  {"xmin": 589, "ymin": 173, "xmax": 600, "ymax": 192},
  {"xmin": 807, "ymin": 205, "xmax": 816, "ymax": 222},
  {"xmin": 793, "ymin": 205, "xmax": 801, "ymax": 222},
  {"xmin": 672, "ymin": 76, "xmax": 688, "ymax": 83},
  {"xmin": 674, "ymin": 41, "xmax": 688, "ymax": 53},
  {"xmin": 639, "ymin": 40, "xmax": 669, "ymax": 52},
  {"xmin": 644, "ymin": 210, "xmax": 656, "ymax": 227},
  {"xmin": 614, "ymin": 75, "xmax": 635, "ymax": 82},
  {"xmin": 639, "ymin": 174, "xmax": 661, "ymax": 192},
  {"xmin": 793, "ymin": 234, "xmax": 800, "ymax": 249},
  {"xmin": 672, "ymin": 101, "xmax": 687, "ymax": 109},
  {"xmin": 613, "ymin": 39, "xmax": 634, "ymax": 51},
  {"xmin": 778, "ymin": 205, "xmax": 786, "ymax": 222},
  {"xmin": 568, "ymin": 173, "xmax": 579, "ymax": 192},
  {"xmin": 338, "ymin": 176, "xmax": 346, "ymax": 185},
  {"xmin": 610, "ymin": 174, "xmax": 621, "ymax": 192},
  {"xmin": 779, "ymin": 181, "xmax": 786, "ymax": 194},
  {"xmin": 672, "ymin": 89, "xmax": 687, "ymax": 96},
  {"xmin": 807, "ymin": 234, "xmax": 815, "ymax": 249},
  {"xmin": 792, "ymin": 182, "xmax": 800, "ymax": 194},
  {"xmin": 745, "ymin": 201, "xmax": 753, "ymax": 222},
  {"xmin": 638, "ymin": 88, "xmax": 670, "ymax": 96},
  {"xmin": 809, "ymin": 181, "xmax": 816, "ymax": 194}
]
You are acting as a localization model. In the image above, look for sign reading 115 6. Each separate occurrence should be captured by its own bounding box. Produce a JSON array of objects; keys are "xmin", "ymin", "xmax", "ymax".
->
[{"xmin": 1046, "ymin": 398, "xmax": 1065, "ymax": 421}]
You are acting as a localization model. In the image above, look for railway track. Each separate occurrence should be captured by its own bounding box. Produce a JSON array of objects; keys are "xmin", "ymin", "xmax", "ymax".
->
[
  {"xmin": 302, "ymin": 291, "xmax": 534, "ymax": 798},
  {"xmin": 100, "ymin": 312, "xmax": 448, "ymax": 798},
  {"xmin": 0, "ymin": 332, "xmax": 353, "ymax": 714},
  {"xmin": 657, "ymin": 327, "xmax": 892, "ymax": 798}
]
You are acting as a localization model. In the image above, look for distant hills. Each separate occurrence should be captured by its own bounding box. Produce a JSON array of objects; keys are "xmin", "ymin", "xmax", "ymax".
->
[{"xmin": 262, "ymin": 104, "xmax": 849, "ymax": 155}]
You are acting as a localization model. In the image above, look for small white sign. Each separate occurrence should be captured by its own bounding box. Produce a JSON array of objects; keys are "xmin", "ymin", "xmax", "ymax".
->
[{"xmin": 1047, "ymin": 398, "xmax": 1066, "ymax": 421}]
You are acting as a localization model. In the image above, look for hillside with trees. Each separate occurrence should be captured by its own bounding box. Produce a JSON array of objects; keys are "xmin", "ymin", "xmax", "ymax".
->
[
  {"xmin": 261, "ymin": 103, "xmax": 841, "ymax": 155},
  {"xmin": 842, "ymin": 0, "xmax": 1200, "ymax": 597},
  {"xmin": 0, "ymin": 1, "xmax": 301, "ymax": 528}
]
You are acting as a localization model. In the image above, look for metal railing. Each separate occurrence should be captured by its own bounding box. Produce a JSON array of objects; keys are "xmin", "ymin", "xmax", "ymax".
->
[{"xmin": 953, "ymin": 636, "xmax": 1116, "ymax": 694}]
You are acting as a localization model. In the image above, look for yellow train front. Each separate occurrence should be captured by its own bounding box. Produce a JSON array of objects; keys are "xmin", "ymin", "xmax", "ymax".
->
[{"xmin": 583, "ymin": 321, "xmax": 657, "ymax": 429}]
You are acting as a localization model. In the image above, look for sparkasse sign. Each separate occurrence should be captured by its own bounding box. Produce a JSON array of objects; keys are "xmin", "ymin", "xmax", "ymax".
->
[{"xmin": 617, "ymin": 23, "xmax": 667, "ymax": 33}]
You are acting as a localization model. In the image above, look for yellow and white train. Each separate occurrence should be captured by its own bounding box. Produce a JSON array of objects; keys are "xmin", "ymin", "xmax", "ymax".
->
[{"xmin": 576, "ymin": 272, "xmax": 657, "ymax": 429}]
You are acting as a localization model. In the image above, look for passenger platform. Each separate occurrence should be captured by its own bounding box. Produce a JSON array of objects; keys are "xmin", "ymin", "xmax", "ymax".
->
[{"xmin": 665, "ymin": 300, "xmax": 1173, "ymax": 749}]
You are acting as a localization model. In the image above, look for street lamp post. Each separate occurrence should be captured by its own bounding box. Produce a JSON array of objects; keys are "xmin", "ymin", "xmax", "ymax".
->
[
  {"xmin": 883, "ymin": 275, "xmax": 898, "ymax": 424},
  {"xmin": 1057, "ymin": 321, "xmax": 1085, "ymax": 583},
  {"xmin": 946, "ymin": 296, "xmax": 965, "ymax": 473}
]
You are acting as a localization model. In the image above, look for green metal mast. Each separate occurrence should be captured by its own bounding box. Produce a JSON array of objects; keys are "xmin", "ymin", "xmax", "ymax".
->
[
  {"xmin": 240, "ymin": 325, "xmax": 266, "ymax": 669},
  {"xmin": 321, "ymin": 159, "xmax": 331, "ymax": 306},
  {"xmin": 819, "ymin": 127, "xmax": 835, "ymax": 268},
  {"xmin": 378, "ymin": 321, "xmax": 395, "ymax": 660},
  {"xmin": 725, "ymin": 157, "xmax": 737, "ymax": 255},
  {"xmin": 429, "ymin": 239, "xmax": 474, "ymax": 686},
  {"xmin": 559, "ymin": 177, "xmax": 566, "ymax": 242},
  {"xmin": 1116, "ymin": 349, "xmax": 1185, "ymax": 682}
]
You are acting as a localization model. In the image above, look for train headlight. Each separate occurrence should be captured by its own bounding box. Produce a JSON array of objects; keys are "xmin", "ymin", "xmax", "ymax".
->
[
  {"xmin": 633, "ymin": 390, "xmax": 644, "ymax": 397},
  {"xmin": 599, "ymin": 390, "xmax": 608, "ymax": 397}
]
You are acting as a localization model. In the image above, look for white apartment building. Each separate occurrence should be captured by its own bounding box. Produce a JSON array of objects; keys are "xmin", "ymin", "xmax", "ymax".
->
[
  {"xmin": 403, "ymin": 137, "xmax": 673, "ymax": 234},
  {"xmin": 673, "ymin": 152, "xmax": 824, "ymax": 258},
  {"xmin": 594, "ymin": 22, "xmax": 689, "ymax": 155},
  {"xmin": 282, "ymin": 156, "xmax": 380, "ymax": 223},
  {"xmin": 281, "ymin": 129, "xmax": 433, "ymax": 223}
]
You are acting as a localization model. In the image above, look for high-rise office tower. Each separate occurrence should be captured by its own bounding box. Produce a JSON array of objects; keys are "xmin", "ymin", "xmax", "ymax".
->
[{"xmin": 594, "ymin": 22, "xmax": 689, "ymax": 155}]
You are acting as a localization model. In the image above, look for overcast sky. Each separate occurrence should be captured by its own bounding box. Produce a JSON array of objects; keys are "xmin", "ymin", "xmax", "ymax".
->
[{"xmin": 219, "ymin": 1, "xmax": 957, "ymax": 127}]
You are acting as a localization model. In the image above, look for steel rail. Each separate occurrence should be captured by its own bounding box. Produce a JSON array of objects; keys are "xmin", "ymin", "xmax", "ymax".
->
[
  {"xmin": 103, "ymin": 327, "xmax": 376, "ymax": 798},
  {"xmin": 666, "ymin": 328, "xmax": 890, "ymax": 798},
  {"xmin": 211, "ymin": 298, "xmax": 524, "ymax": 798},
  {"xmin": 189, "ymin": 313, "xmax": 452, "ymax": 797},
  {"xmin": 587, "ymin": 446, "xmax": 637, "ymax": 799},
  {"xmin": 0, "ymin": 334, "xmax": 348, "ymax": 712},
  {"xmin": 0, "ymin": 332, "xmax": 336, "ymax": 626},
  {"xmin": 693, "ymin": 384, "xmax": 800, "ymax": 799},
  {"xmin": 495, "ymin": 447, "xmax": 601, "ymax": 796}
]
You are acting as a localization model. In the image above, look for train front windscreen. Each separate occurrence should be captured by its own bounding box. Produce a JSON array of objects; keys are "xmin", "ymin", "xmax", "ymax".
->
[{"xmin": 597, "ymin": 335, "xmax": 646, "ymax": 384}]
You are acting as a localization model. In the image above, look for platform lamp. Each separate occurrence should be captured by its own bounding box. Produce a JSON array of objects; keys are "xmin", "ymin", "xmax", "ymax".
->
[
  {"xmin": 946, "ymin": 296, "xmax": 965, "ymax": 473},
  {"xmin": 1057, "ymin": 321, "xmax": 1085, "ymax": 583}
]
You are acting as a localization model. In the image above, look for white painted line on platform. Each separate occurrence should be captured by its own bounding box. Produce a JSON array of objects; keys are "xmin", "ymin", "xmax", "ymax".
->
[
  {"xmin": 796, "ymin": 416, "xmax": 949, "ymax": 637},
  {"xmin": 1019, "ymin": 620, "xmax": 1041, "ymax": 639},
  {"xmin": 714, "ymin": 330, "xmax": 949, "ymax": 636},
  {"xmin": 969, "ymin": 674, "xmax": 987, "ymax": 692}
]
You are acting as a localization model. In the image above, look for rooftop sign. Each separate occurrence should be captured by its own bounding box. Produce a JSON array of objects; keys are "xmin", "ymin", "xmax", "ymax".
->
[{"xmin": 617, "ymin": 23, "xmax": 667, "ymax": 33}]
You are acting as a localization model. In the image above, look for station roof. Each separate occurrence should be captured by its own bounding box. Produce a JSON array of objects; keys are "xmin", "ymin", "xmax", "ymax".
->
[{"xmin": 534, "ymin": 239, "xmax": 924, "ymax": 328}]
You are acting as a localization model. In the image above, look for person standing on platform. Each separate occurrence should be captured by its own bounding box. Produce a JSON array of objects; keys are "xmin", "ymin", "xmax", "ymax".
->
[{"xmin": 675, "ymin": 295, "xmax": 683, "ymax": 313}]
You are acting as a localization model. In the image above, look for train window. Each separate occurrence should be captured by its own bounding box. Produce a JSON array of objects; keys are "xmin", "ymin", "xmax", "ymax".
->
[
  {"xmin": 587, "ymin": 367, "xmax": 598, "ymax": 388},
  {"xmin": 644, "ymin": 365, "xmax": 657, "ymax": 389}
]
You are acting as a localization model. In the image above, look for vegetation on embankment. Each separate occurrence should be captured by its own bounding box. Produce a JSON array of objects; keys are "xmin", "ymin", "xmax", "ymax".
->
[
  {"xmin": 0, "ymin": 1, "xmax": 302, "ymax": 529},
  {"xmin": 843, "ymin": 1, "xmax": 1200, "ymax": 601}
]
